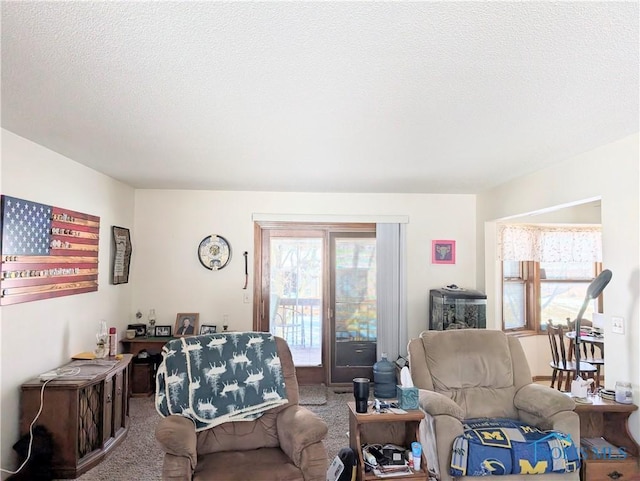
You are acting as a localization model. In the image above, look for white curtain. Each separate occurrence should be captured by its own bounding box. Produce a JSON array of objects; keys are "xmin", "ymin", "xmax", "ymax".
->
[
  {"xmin": 498, "ymin": 224, "xmax": 602, "ymax": 262},
  {"xmin": 376, "ymin": 223, "xmax": 407, "ymax": 361}
]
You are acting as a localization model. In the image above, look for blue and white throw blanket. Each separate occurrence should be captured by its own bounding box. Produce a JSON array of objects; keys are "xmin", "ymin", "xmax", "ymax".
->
[
  {"xmin": 155, "ymin": 332, "xmax": 288, "ymax": 431},
  {"xmin": 450, "ymin": 418, "xmax": 580, "ymax": 476}
]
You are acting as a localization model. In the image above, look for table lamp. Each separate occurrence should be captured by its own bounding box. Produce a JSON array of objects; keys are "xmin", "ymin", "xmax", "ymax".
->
[{"xmin": 574, "ymin": 269, "xmax": 612, "ymax": 379}]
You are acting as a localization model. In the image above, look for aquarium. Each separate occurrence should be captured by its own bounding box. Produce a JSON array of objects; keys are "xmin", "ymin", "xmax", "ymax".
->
[{"xmin": 429, "ymin": 288, "xmax": 487, "ymax": 330}]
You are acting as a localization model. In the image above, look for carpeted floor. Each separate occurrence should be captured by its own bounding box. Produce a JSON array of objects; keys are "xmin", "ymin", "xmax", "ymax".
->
[
  {"xmin": 299, "ymin": 383, "xmax": 328, "ymax": 405},
  {"xmin": 65, "ymin": 385, "xmax": 351, "ymax": 480},
  {"xmin": 73, "ymin": 396, "xmax": 163, "ymax": 481}
]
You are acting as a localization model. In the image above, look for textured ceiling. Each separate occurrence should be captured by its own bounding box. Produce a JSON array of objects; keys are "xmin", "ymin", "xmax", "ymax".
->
[{"xmin": 1, "ymin": 1, "xmax": 638, "ymax": 194}]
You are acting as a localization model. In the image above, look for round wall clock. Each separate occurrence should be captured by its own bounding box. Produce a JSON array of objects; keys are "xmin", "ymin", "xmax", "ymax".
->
[{"xmin": 197, "ymin": 235, "xmax": 231, "ymax": 270}]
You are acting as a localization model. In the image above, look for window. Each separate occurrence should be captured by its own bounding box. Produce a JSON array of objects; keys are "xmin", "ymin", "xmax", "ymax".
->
[
  {"xmin": 502, "ymin": 261, "xmax": 602, "ymax": 333},
  {"xmin": 502, "ymin": 261, "xmax": 529, "ymax": 330}
]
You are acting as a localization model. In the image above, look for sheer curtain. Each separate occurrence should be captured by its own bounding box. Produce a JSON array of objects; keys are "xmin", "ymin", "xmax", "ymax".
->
[
  {"xmin": 376, "ymin": 223, "xmax": 407, "ymax": 361},
  {"xmin": 498, "ymin": 224, "xmax": 602, "ymax": 262}
]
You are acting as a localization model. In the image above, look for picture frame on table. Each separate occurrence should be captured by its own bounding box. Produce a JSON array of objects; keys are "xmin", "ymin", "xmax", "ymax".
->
[
  {"xmin": 432, "ymin": 240, "xmax": 456, "ymax": 264},
  {"xmin": 175, "ymin": 313, "xmax": 199, "ymax": 337},
  {"xmin": 200, "ymin": 324, "xmax": 217, "ymax": 335},
  {"xmin": 155, "ymin": 325, "xmax": 172, "ymax": 337},
  {"xmin": 128, "ymin": 323, "xmax": 147, "ymax": 337}
]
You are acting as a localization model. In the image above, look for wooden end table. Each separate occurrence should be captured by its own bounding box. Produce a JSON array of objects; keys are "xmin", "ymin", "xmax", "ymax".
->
[
  {"xmin": 121, "ymin": 337, "xmax": 173, "ymax": 396},
  {"xmin": 574, "ymin": 395, "xmax": 639, "ymax": 480},
  {"xmin": 348, "ymin": 401, "xmax": 427, "ymax": 481}
]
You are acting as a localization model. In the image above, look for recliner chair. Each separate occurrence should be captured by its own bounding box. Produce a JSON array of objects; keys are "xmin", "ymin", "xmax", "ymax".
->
[
  {"xmin": 408, "ymin": 329, "xmax": 580, "ymax": 481},
  {"xmin": 155, "ymin": 335, "xmax": 328, "ymax": 481}
]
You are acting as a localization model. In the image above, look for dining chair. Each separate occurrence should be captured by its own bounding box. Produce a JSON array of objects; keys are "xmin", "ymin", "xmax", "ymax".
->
[
  {"xmin": 546, "ymin": 321, "xmax": 597, "ymax": 392},
  {"xmin": 565, "ymin": 317, "xmax": 605, "ymax": 389}
]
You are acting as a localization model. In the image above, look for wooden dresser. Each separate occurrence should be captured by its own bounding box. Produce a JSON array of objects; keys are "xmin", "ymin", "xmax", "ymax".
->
[{"xmin": 20, "ymin": 355, "xmax": 132, "ymax": 479}]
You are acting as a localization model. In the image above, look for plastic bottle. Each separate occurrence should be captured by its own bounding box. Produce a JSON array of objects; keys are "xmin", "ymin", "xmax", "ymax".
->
[
  {"xmin": 109, "ymin": 327, "xmax": 117, "ymax": 356},
  {"xmin": 373, "ymin": 352, "xmax": 396, "ymax": 399}
]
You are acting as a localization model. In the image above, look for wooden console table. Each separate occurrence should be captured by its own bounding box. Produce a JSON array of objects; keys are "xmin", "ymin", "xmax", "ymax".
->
[
  {"xmin": 575, "ymin": 396, "xmax": 639, "ymax": 480},
  {"xmin": 348, "ymin": 401, "xmax": 427, "ymax": 481},
  {"xmin": 20, "ymin": 355, "xmax": 132, "ymax": 479}
]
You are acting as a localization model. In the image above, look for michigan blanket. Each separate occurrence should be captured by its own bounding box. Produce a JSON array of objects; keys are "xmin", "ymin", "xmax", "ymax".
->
[
  {"xmin": 155, "ymin": 332, "xmax": 288, "ymax": 431},
  {"xmin": 450, "ymin": 418, "xmax": 580, "ymax": 476}
]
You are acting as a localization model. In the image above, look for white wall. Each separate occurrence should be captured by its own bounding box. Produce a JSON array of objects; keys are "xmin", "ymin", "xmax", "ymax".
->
[
  {"xmin": 477, "ymin": 133, "xmax": 640, "ymax": 443},
  {"xmin": 0, "ymin": 130, "xmax": 135, "ymax": 475},
  {"xmin": 132, "ymin": 190, "xmax": 477, "ymax": 344}
]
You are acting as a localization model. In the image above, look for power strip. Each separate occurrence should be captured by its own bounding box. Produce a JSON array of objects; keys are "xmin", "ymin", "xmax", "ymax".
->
[
  {"xmin": 39, "ymin": 371, "xmax": 59, "ymax": 381},
  {"xmin": 39, "ymin": 366, "xmax": 81, "ymax": 382}
]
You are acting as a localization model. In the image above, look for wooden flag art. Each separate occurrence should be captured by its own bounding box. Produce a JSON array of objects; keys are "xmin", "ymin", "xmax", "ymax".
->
[{"xmin": 0, "ymin": 195, "xmax": 100, "ymax": 305}]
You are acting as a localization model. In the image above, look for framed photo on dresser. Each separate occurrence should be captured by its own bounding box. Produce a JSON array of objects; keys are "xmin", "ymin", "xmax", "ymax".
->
[
  {"xmin": 155, "ymin": 325, "xmax": 172, "ymax": 337},
  {"xmin": 174, "ymin": 313, "xmax": 199, "ymax": 336}
]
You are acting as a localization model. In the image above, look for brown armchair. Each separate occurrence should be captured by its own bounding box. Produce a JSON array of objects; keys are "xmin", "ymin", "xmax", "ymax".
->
[
  {"xmin": 155, "ymin": 336, "xmax": 328, "ymax": 481},
  {"xmin": 408, "ymin": 329, "xmax": 580, "ymax": 481}
]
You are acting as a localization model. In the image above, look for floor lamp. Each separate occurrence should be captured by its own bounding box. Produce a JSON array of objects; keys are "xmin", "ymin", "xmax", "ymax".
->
[{"xmin": 574, "ymin": 269, "xmax": 612, "ymax": 380}]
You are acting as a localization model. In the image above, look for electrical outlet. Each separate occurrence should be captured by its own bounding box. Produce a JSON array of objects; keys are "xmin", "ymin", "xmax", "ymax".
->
[
  {"xmin": 243, "ymin": 292, "xmax": 250, "ymax": 303},
  {"xmin": 611, "ymin": 316, "xmax": 624, "ymax": 334}
]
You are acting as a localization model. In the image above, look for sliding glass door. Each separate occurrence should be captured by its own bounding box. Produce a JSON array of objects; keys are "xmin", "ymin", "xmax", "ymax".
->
[
  {"xmin": 330, "ymin": 233, "xmax": 377, "ymax": 383},
  {"xmin": 254, "ymin": 222, "xmax": 376, "ymax": 385},
  {"xmin": 269, "ymin": 235, "xmax": 323, "ymax": 367}
]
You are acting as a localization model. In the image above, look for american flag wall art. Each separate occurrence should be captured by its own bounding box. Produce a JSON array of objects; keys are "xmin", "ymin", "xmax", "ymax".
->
[{"xmin": 0, "ymin": 195, "xmax": 100, "ymax": 305}]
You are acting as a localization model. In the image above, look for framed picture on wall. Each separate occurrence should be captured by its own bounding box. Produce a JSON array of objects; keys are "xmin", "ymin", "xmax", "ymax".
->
[
  {"xmin": 432, "ymin": 240, "xmax": 456, "ymax": 264},
  {"xmin": 111, "ymin": 226, "xmax": 132, "ymax": 284}
]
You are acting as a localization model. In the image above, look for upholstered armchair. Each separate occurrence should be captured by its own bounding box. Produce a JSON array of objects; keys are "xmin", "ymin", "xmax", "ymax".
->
[
  {"xmin": 408, "ymin": 329, "xmax": 580, "ymax": 481},
  {"xmin": 155, "ymin": 335, "xmax": 328, "ymax": 481}
]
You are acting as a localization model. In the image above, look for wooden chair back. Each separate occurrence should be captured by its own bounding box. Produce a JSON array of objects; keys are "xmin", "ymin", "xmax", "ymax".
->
[{"xmin": 546, "ymin": 321, "xmax": 569, "ymax": 367}]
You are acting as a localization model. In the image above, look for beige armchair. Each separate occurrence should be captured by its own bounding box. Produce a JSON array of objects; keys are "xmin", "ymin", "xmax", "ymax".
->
[
  {"xmin": 155, "ymin": 336, "xmax": 329, "ymax": 481},
  {"xmin": 408, "ymin": 329, "xmax": 580, "ymax": 481}
]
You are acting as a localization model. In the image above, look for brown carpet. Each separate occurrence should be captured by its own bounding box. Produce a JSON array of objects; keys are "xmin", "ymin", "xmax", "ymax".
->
[
  {"xmin": 299, "ymin": 383, "xmax": 328, "ymax": 405},
  {"xmin": 65, "ymin": 386, "xmax": 351, "ymax": 480}
]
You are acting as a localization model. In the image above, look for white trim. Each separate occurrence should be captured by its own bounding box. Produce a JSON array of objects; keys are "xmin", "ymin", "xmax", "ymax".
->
[
  {"xmin": 497, "ymin": 196, "xmax": 601, "ymax": 221},
  {"xmin": 252, "ymin": 213, "xmax": 409, "ymax": 224}
]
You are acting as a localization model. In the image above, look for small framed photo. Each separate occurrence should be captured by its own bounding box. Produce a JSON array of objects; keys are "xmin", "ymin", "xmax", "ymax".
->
[
  {"xmin": 175, "ymin": 313, "xmax": 199, "ymax": 337},
  {"xmin": 200, "ymin": 324, "xmax": 217, "ymax": 335},
  {"xmin": 155, "ymin": 325, "xmax": 172, "ymax": 337},
  {"xmin": 432, "ymin": 240, "xmax": 456, "ymax": 264},
  {"xmin": 128, "ymin": 323, "xmax": 147, "ymax": 337}
]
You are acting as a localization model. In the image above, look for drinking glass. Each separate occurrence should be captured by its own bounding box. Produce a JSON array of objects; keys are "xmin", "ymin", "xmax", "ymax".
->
[{"xmin": 353, "ymin": 377, "xmax": 370, "ymax": 413}]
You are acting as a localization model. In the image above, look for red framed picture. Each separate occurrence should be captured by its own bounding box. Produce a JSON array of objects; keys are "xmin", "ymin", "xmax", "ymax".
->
[{"xmin": 432, "ymin": 240, "xmax": 456, "ymax": 264}]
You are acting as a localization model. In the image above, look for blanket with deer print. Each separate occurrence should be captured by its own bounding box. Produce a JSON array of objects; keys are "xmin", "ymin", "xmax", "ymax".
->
[{"xmin": 155, "ymin": 332, "xmax": 288, "ymax": 431}]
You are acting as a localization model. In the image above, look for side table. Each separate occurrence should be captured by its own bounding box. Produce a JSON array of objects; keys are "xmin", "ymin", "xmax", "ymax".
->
[
  {"xmin": 121, "ymin": 337, "xmax": 173, "ymax": 396},
  {"xmin": 574, "ymin": 395, "xmax": 639, "ymax": 481},
  {"xmin": 348, "ymin": 401, "xmax": 427, "ymax": 481},
  {"xmin": 120, "ymin": 336, "xmax": 174, "ymax": 356}
]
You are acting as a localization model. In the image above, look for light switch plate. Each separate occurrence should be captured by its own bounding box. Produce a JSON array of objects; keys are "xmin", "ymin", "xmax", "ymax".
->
[{"xmin": 611, "ymin": 316, "xmax": 624, "ymax": 334}]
